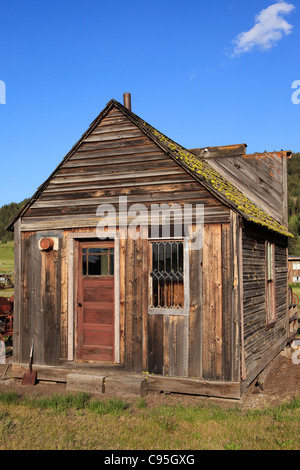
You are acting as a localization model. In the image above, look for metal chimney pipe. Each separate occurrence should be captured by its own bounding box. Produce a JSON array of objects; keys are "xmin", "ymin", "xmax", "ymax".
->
[{"xmin": 123, "ymin": 93, "xmax": 131, "ymax": 111}]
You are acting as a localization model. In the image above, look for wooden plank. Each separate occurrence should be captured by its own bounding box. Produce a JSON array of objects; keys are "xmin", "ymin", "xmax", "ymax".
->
[
  {"xmin": 32, "ymin": 234, "xmax": 43, "ymax": 364},
  {"xmin": 67, "ymin": 237, "xmax": 75, "ymax": 360},
  {"xmin": 124, "ymin": 236, "xmax": 134, "ymax": 371},
  {"xmin": 62, "ymin": 153, "xmax": 168, "ymax": 168},
  {"xmin": 188, "ymin": 225, "xmax": 203, "ymax": 378},
  {"xmin": 119, "ymin": 228, "xmax": 126, "ymax": 365},
  {"xmin": 132, "ymin": 235, "xmax": 143, "ymax": 373},
  {"xmin": 166, "ymin": 315, "xmax": 189, "ymax": 377},
  {"xmin": 148, "ymin": 314, "xmax": 164, "ymax": 374},
  {"xmin": 239, "ymin": 223, "xmax": 246, "ymax": 381},
  {"xmin": 11, "ymin": 364, "xmax": 70, "ymax": 382},
  {"xmin": 114, "ymin": 233, "xmax": 120, "ymax": 364},
  {"xmin": 13, "ymin": 219, "xmax": 22, "ymax": 363},
  {"xmin": 43, "ymin": 243, "xmax": 61, "ymax": 365},
  {"xmin": 43, "ymin": 176, "xmax": 196, "ymax": 193},
  {"xmin": 20, "ymin": 233, "xmax": 32, "ymax": 363},
  {"xmin": 45, "ymin": 169, "xmax": 185, "ymax": 185},
  {"xmin": 231, "ymin": 213, "xmax": 241, "ymax": 382},
  {"xmin": 147, "ymin": 375, "xmax": 241, "ymax": 399},
  {"xmin": 60, "ymin": 235, "xmax": 68, "ymax": 359},
  {"xmin": 20, "ymin": 207, "xmax": 231, "ymax": 233},
  {"xmin": 141, "ymin": 226, "xmax": 148, "ymax": 372},
  {"xmin": 84, "ymin": 129, "xmax": 143, "ymax": 142},
  {"xmin": 32, "ymin": 191, "xmax": 218, "ymax": 209},
  {"xmin": 92, "ymin": 124, "xmax": 137, "ymax": 134},
  {"xmin": 42, "ymin": 181, "xmax": 202, "ymax": 200},
  {"xmin": 221, "ymin": 222, "xmax": 232, "ymax": 381},
  {"xmin": 202, "ymin": 224, "xmax": 223, "ymax": 380},
  {"xmin": 57, "ymin": 158, "xmax": 176, "ymax": 177}
]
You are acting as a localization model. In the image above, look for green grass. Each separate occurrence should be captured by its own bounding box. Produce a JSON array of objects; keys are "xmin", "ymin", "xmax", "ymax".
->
[
  {"xmin": 0, "ymin": 241, "xmax": 14, "ymax": 274},
  {"xmin": 0, "ymin": 392, "xmax": 299, "ymax": 450},
  {"xmin": 0, "ymin": 241, "xmax": 14, "ymax": 298}
]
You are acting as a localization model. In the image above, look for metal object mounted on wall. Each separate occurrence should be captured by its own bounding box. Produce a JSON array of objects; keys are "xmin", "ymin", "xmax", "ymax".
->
[
  {"xmin": 40, "ymin": 238, "xmax": 54, "ymax": 251},
  {"xmin": 38, "ymin": 237, "xmax": 58, "ymax": 251}
]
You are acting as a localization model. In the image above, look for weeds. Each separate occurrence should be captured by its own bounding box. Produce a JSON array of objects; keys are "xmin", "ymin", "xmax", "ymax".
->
[
  {"xmin": 0, "ymin": 392, "xmax": 298, "ymax": 449},
  {"xmin": 0, "ymin": 392, "xmax": 20, "ymax": 406},
  {"xmin": 88, "ymin": 397, "xmax": 130, "ymax": 415},
  {"xmin": 0, "ymin": 391, "xmax": 130, "ymax": 416}
]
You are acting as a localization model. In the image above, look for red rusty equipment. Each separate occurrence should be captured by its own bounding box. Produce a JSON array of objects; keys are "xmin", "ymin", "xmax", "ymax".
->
[{"xmin": 0, "ymin": 295, "xmax": 13, "ymax": 339}]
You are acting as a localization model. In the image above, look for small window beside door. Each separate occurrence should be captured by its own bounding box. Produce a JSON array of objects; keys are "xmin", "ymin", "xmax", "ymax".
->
[
  {"xmin": 265, "ymin": 241, "xmax": 277, "ymax": 327},
  {"xmin": 82, "ymin": 247, "xmax": 114, "ymax": 276}
]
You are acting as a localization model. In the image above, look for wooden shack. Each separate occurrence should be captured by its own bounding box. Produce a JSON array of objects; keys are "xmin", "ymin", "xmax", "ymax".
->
[{"xmin": 7, "ymin": 94, "xmax": 293, "ymax": 398}]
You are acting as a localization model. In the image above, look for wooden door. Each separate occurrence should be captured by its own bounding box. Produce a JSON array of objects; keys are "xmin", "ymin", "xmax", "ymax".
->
[{"xmin": 77, "ymin": 241, "xmax": 114, "ymax": 361}]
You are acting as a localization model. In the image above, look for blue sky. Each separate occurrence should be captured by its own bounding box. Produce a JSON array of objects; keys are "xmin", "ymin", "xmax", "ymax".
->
[{"xmin": 0, "ymin": 0, "xmax": 299, "ymax": 206}]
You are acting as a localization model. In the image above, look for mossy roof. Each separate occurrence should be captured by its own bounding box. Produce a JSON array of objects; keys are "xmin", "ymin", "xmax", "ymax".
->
[
  {"xmin": 116, "ymin": 100, "xmax": 292, "ymax": 238},
  {"xmin": 7, "ymin": 99, "xmax": 292, "ymax": 237}
]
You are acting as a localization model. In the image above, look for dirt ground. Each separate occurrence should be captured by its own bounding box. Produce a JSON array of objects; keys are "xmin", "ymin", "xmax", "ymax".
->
[{"xmin": 0, "ymin": 346, "xmax": 299, "ymax": 410}]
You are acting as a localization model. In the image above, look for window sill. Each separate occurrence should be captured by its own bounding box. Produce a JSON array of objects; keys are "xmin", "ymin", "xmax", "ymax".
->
[{"xmin": 148, "ymin": 308, "xmax": 188, "ymax": 316}]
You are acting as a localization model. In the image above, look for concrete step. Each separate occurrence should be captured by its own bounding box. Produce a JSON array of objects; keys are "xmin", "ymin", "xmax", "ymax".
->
[{"xmin": 66, "ymin": 373, "xmax": 106, "ymax": 394}]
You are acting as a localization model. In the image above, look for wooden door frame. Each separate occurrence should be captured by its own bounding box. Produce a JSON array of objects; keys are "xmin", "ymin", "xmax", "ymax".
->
[
  {"xmin": 77, "ymin": 239, "xmax": 115, "ymax": 362},
  {"xmin": 67, "ymin": 232, "xmax": 120, "ymax": 363}
]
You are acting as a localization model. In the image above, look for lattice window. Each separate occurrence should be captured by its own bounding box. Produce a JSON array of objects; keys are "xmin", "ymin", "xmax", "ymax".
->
[{"xmin": 150, "ymin": 241, "xmax": 184, "ymax": 309}]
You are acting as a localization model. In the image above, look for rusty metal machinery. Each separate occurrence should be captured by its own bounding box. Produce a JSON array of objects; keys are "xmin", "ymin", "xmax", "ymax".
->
[{"xmin": 0, "ymin": 295, "xmax": 13, "ymax": 339}]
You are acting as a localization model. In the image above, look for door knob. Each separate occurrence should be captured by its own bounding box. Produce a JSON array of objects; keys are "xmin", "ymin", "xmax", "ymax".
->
[{"xmin": 78, "ymin": 303, "xmax": 82, "ymax": 307}]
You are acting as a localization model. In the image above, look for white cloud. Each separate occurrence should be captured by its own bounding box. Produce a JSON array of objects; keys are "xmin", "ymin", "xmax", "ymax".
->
[{"xmin": 232, "ymin": 1, "xmax": 295, "ymax": 56}]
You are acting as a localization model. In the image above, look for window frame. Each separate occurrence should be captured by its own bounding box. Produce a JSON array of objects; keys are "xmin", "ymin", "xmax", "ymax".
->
[
  {"xmin": 80, "ymin": 243, "xmax": 115, "ymax": 277},
  {"xmin": 148, "ymin": 237, "xmax": 189, "ymax": 316},
  {"xmin": 265, "ymin": 241, "xmax": 277, "ymax": 328}
]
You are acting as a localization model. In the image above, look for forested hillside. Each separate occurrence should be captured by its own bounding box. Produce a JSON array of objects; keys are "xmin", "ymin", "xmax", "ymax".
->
[
  {"xmin": 0, "ymin": 153, "xmax": 299, "ymax": 253},
  {"xmin": 0, "ymin": 199, "xmax": 29, "ymax": 242}
]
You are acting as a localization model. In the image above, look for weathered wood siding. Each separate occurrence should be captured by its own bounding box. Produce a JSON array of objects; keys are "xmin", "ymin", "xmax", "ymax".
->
[
  {"xmin": 146, "ymin": 217, "xmax": 240, "ymax": 381},
  {"xmin": 19, "ymin": 231, "xmax": 62, "ymax": 365},
  {"xmin": 21, "ymin": 107, "xmax": 230, "ymax": 231},
  {"xmin": 242, "ymin": 225, "xmax": 288, "ymax": 389},
  {"xmin": 207, "ymin": 152, "xmax": 288, "ymax": 226},
  {"xmin": 16, "ymin": 216, "xmax": 241, "ymax": 383},
  {"xmin": 15, "ymin": 105, "xmax": 242, "ymax": 383}
]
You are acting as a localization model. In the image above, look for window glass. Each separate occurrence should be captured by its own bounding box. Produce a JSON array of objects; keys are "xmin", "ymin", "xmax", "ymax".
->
[{"xmin": 82, "ymin": 246, "xmax": 114, "ymax": 276}]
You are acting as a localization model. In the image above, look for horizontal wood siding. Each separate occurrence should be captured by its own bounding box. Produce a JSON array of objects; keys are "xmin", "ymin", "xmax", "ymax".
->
[
  {"xmin": 242, "ymin": 226, "xmax": 288, "ymax": 388},
  {"xmin": 22, "ymin": 107, "xmax": 230, "ymax": 228}
]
